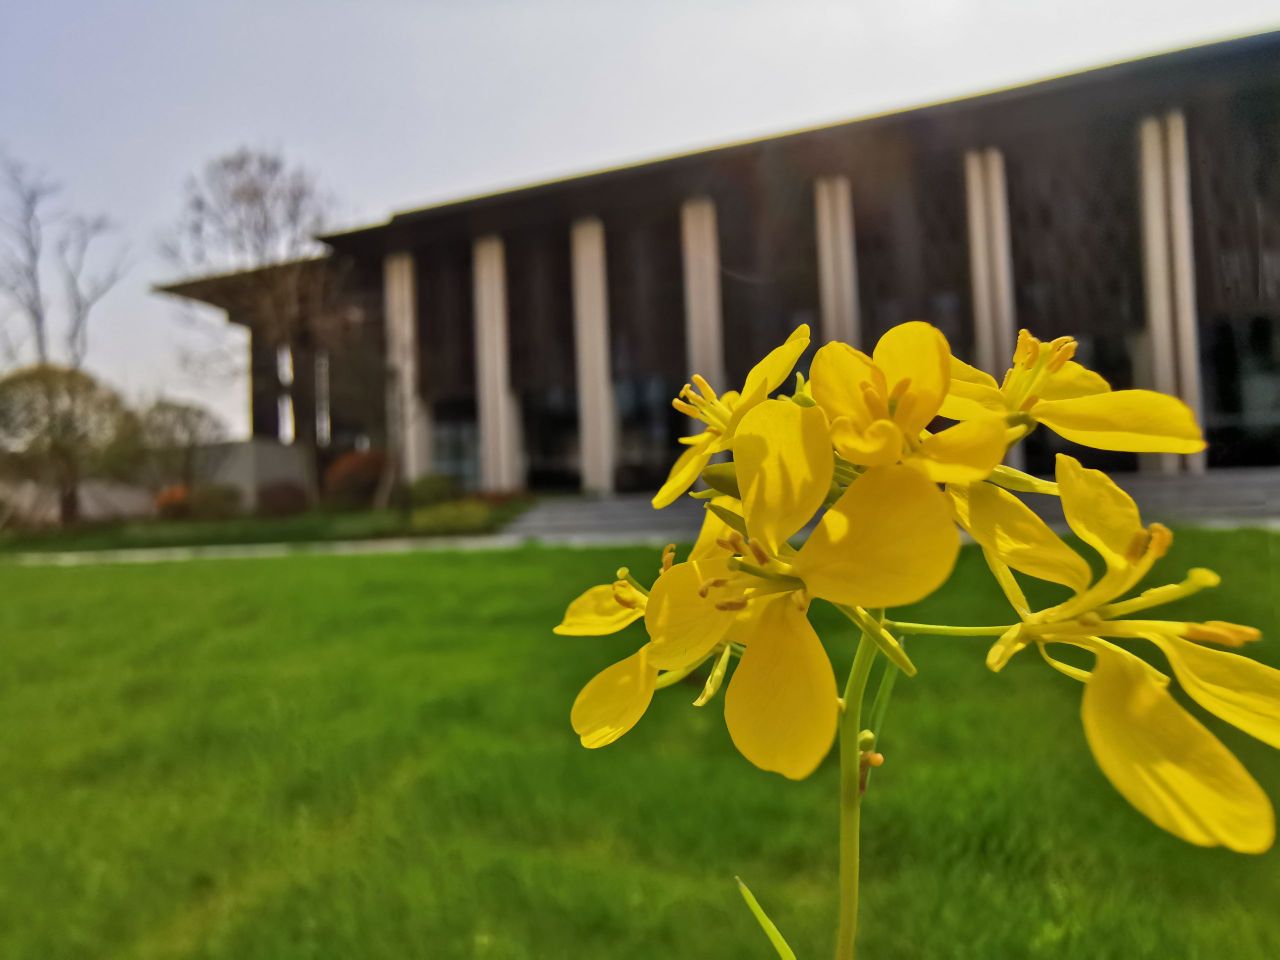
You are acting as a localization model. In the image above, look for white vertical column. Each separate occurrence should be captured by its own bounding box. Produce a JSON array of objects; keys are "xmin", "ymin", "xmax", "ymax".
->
[
  {"xmin": 984, "ymin": 149, "xmax": 1018, "ymax": 367},
  {"xmin": 966, "ymin": 147, "xmax": 1023, "ymax": 469},
  {"xmin": 383, "ymin": 251, "xmax": 432, "ymax": 480},
  {"xmin": 814, "ymin": 175, "xmax": 860, "ymax": 345},
  {"xmin": 964, "ymin": 150, "xmax": 997, "ymax": 375},
  {"xmin": 570, "ymin": 217, "xmax": 617, "ymax": 494},
  {"xmin": 473, "ymin": 234, "xmax": 523, "ymax": 491},
  {"xmin": 1138, "ymin": 117, "xmax": 1182, "ymax": 476},
  {"xmin": 1164, "ymin": 109, "xmax": 1207, "ymax": 474},
  {"xmin": 680, "ymin": 196, "xmax": 727, "ymax": 386}
]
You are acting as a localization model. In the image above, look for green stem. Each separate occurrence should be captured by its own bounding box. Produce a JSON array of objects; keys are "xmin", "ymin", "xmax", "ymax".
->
[
  {"xmin": 883, "ymin": 620, "xmax": 1013, "ymax": 637},
  {"xmin": 835, "ymin": 627, "xmax": 877, "ymax": 960}
]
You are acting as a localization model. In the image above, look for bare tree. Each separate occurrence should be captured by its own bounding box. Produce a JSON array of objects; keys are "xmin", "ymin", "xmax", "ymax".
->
[
  {"xmin": 0, "ymin": 153, "xmax": 126, "ymax": 523},
  {"xmin": 163, "ymin": 149, "xmax": 352, "ymax": 482}
]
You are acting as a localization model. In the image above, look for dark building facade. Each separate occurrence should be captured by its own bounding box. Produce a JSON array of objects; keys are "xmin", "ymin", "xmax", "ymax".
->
[{"xmin": 164, "ymin": 32, "xmax": 1280, "ymax": 490}]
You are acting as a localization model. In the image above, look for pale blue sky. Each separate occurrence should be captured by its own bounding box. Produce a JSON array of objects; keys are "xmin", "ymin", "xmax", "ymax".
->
[{"xmin": 2, "ymin": 0, "xmax": 1277, "ymax": 434}]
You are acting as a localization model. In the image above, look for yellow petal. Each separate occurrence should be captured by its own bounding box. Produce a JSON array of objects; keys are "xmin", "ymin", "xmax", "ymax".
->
[
  {"xmin": 1055, "ymin": 454, "xmax": 1142, "ymax": 571},
  {"xmin": 1081, "ymin": 644, "xmax": 1274, "ymax": 853},
  {"xmin": 689, "ymin": 495, "xmax": 739, "ymax": 561},
  {"xmin": 796, "ymin": 465, "xmax": 958, "ymax": 609},
  {"xmin": 724, "ymin": 596, "xmax": 838, "ymax": 779},
  {"xmin": 830, "ymin": 417, "xmax": 903, "ymax": 467},
  {"xmin": 1146, "ymin": 633, "xmax": 1280, "ymax": 749},
  {"xmin": 652, "ymin": 435, "xmax": 718, "ymax": 509},
  {"xmin": 571, "ymin": 648, "xmax": 659, "ymax": 749},
  {"xmin": 960, "ymin": 480, "xmax": 1092, "ymax": 594},
  {"xmin": 1037, "ymin": 360, "xmax": 1111, "ymax": 401},
  {"xmin": 731, "ymin": 325, "xmax": 811, "ymax": 428},
  {"xmin": 940, "ymin": 356, "xmax": 1007, "ymax": 421},
  {"xmin": 872, "ymin": 321, "xmax": 951, "ymax": 434},
  {"xmin": 911, "ymin": 418, "xmax": 1007, "ymax": 484},
  {"xmin": 810, "ymin": 341, "xmax": 882, "ymax": 429},
  {"xmin": 733, "ymin": 399, "xmax": 834, "ymax": 554},
  {"xmin": 554, "ymin": 584, "xmax": 644, "ymax": 636},
  {"xmin": 1032, "ymin": 390, "xmax": 1206, "ymax": 454},
  {"xmin": 644, "ymin": 558, "xmax": 739, "ymax": 670}
]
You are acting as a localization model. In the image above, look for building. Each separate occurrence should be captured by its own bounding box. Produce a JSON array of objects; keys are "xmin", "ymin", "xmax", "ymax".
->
[{"xmin": 159, "ymin": 31, "xmax": 1280, "ymax": 494}]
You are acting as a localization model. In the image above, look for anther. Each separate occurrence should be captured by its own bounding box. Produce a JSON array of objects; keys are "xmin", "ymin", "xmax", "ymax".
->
[
  {"xmin": 1125, "ymin": 529, "xmax": 1153, "ymax": 563},
  {"xmin": 1046, "ymin": 338, "xmax": 1077, "ymax": 372},
  {"xmin": 698, "ymin": 577, "xmax": 729, "ymax": 598},
  {"xmin": 672, "ymin": 398, "xmax": 700, "ymax": 418},
  {"xmin": 861, "ymin": 382, "xmax": 890, "ymax": 422},
  {"xmin": 888, "ymin": 377, "xmax": 912, "ymax": 404},
  {"xmin": 612, "ymin": 581, "xmax": 639, "ymax": 609},
  {"xmin": 661, "ymin": 544, "xmax": 676, "ymax": 573},
  {"xmin": 1184, "ymin": 621, "xmax": 1261, "ymax": 647},
  {"xmin": 715, "ymin": 599, "xmax": 749, "ymax": 611},
  {"xmin": 1018, "ymin": 394, "xmax": 1039, "ymax": 412},
  {"xmin": 746, "ymin": 539, "xmax": 769, "ymax": 566},
  {"xmin": 691, "ymin": 374, "xmax": 717, "ymax": 401}
]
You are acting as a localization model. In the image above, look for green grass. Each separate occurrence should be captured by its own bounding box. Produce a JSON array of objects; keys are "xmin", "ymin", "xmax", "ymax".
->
[
  {"xmin": 0, "ymin": 499, "xmax": 530, "ymax": 554},
  {"xmin": 0, "ymin": 529, "xmax": 1277, "ymax": 959}
]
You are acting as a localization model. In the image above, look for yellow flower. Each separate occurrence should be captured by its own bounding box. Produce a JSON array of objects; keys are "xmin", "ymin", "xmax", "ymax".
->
[
  {"xmin": 652, "ymin": 325, "xmax": 811, "ymax": 509},
  {"xmin": 809, "ymin": 321, "xmax": 1007, "ymax": 484},
  {"xmin": 643, "ymin": 406, "xmax": 960, "ymax": 779},
  {"xmin": 941, "ymin": 329, "xmax": 1205, "ymax": 454},
  {"xmin": 953, "ymin": 454, "xmax": 1278, "ymax": 852},
  {"xmin": 557, "ymin": 507, "xmax": 741, "ymax": 749}
]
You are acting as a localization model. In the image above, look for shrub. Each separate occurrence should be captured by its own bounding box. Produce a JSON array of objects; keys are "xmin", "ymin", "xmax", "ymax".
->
[
  {"xmin": 323, "ymin": 449, "xmax": 387, "ymax": 509},
  {"xmin": 409, "ymin": 473, "xmax": 460, "ymax": 507},
  {"xmin": 256, "ymin": 481, "xmax": 309, "ymax": 517},
  {"xmin": 410, "ymin": 498, "xmax": 495, "ymax": 536},
  {"xmin": 187, "ymin": 484, "xmax": 242, "ymax": 520},
  {"xmin": 155, "ymin": 484, "xmax": 190, "ymax": 520}
]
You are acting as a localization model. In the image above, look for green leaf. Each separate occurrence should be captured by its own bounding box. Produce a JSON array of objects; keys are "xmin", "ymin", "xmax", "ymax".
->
[{"xmin": 735, "ymin": 876, "xmax": 797, "ymax": 960}]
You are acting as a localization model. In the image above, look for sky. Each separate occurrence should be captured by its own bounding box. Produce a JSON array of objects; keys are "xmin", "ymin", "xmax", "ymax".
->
[{"xmin": 2, "ymin": 0, "xmax": 1277, "ymax": 437}]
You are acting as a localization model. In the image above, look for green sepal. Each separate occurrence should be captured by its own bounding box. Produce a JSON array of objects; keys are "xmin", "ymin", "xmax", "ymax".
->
[
  {"xmin": 837, "ymin": 604, "xmax": 918, "ymax": 677},
  {"xmin": 735, "ymin": 876, "xmax": 797, "ymax": 960},
  {"xmin": 706, "ymin": 501, "xmax": 749, "ymax": 536},
  {"xmin": 700, "ymin": 462, "xmax": 741, "ymax": 498}
]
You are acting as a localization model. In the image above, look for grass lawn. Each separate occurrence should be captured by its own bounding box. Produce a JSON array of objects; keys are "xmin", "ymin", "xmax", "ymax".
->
[{"xmin": 1, "ymin": 529, "xmax": 1277, "ymax": 959}]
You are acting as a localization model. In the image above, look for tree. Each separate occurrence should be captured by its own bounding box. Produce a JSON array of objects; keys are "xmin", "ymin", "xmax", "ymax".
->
[
  {"xmin": 0, "ymin": 152, "xmax": 126, "ymax": 523},
  {"xmin": 163, "ymin": 148, "xmax": 337, "ymax": 430},
  {"xmin": 137, "ymin": 398, "xmax": 227, "ymax": 490},
  {"xmin": 0, "ymin": 365, "xmax": 129, "ymax": 521}
]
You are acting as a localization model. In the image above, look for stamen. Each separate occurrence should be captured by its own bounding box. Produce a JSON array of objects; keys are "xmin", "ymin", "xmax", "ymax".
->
[
  {"xmin": 888, "ymin": 377, "xmax": 912, "ymax": 403},
  {"xmin": 1013, "ymin": 329, "xmax": 1037, "ymax": 367},
  {"xmin": 746, "ymin": 539, "xmax": 770, "ymax": 566},
  {"xmin": 691, "ymin": 374, "xmax": 718, "ymax": 401},
  {"xmin": 611, "ymin": 581, "xmax": 640, "ymax": 608},
  {"xmin": 1184, "ymin": 621, "xmax": 1261, "ymax": 647},
  {"xmin": 715, "ymin": 599, "xmax": 749, "ymax": 611},
  {"xmin": 698, "ymin": 577, "xmax": 729, "ymax": 598},
  {"xmin": 1018, "ymin": 394, "xmax": 1039, "ymax": 412},
  {"xmin": 661, "ymin": 543, "xmax": 676, "ymax": 573},
  {"xmin": 1125, "ymin": 529, "xmax": 1152, "ymax": 563},
  {"xmin": 860, "ymin": 382, "xmax": 890, "ymax": 421},
  {"xmin": 1046, "ymin": 338, "xmax": 1077, "ymax": 372},
  {"xmin": 672, "ymin": 398, "xmax": 700, "ymax": 418}
]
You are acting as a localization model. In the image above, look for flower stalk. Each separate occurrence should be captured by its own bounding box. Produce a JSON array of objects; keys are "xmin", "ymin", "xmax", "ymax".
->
[{"xmin": 835, "ymin": 626, "xmax": 879, "ymax": 960}]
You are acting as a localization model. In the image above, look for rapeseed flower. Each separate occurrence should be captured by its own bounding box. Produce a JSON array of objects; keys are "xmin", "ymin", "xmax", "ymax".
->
[
  {"xmin": 652, "ymin": 325, "xmax": 810, "ymax": 509},
  {"xmin": 941, "ymin": 329, "xmax": 1205, "ymax": 454},
  {"xmin": 953, "ymin": 454, "xmax": 1278, "ymax": 852}
]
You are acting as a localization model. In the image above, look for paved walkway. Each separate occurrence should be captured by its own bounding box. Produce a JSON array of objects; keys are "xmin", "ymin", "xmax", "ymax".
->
[{"xmin": 4, "ymin": 468, "xmax": 1275, "ymax": 567}]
